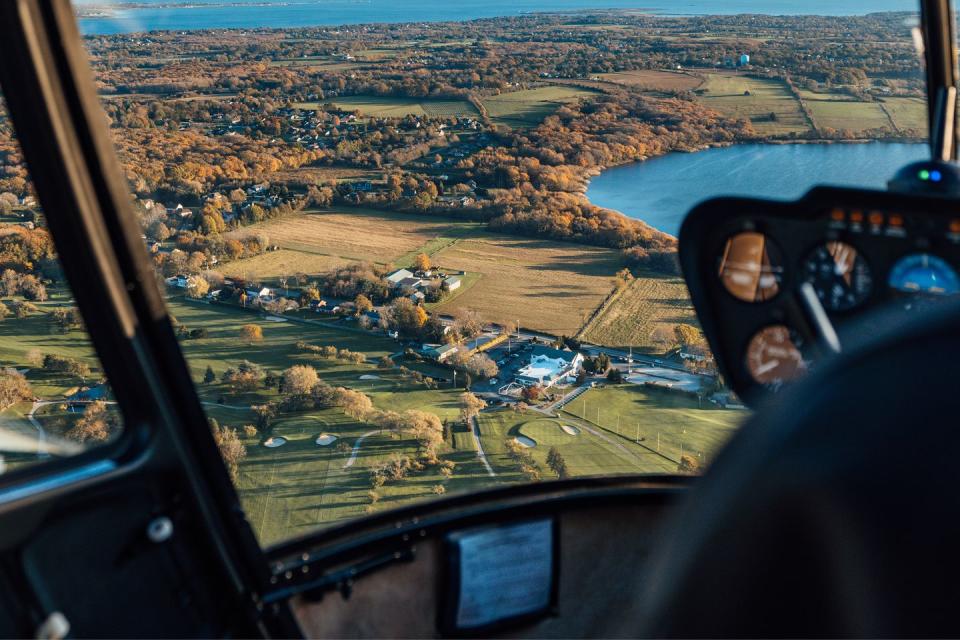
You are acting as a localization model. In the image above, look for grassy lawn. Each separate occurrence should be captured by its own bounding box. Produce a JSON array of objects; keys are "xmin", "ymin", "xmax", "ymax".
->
[
  {"xmin": 579, "ymin": 272, "xmax": 696, "ymax": 350},
  {"xmin": 881, "ymin": 96, "xmax": 927, "ymax": 133},
  {"xmin": 0, "ymin": 292, "xmax": 103, "ymax": 398},
  {"xmin": 561, "ymin": 385, "xmax": 747, "ymax": 468},
  {"xmin": 168, "ymin": 297, "xmax": 396, "ymax": 385},
  {"xmin": 430, "ymin": 235, "xmax": 624, "ymax": 336},
  {"xmin": 234, "ymin": 407, "xmax": 500, "ymax": 546},
  {"xmin": 424, "ymin": 270, "xmax": 482, "ymax": 310},
  {"xmin": 697, "ymin": 73, "xmax": 811, "ymax": 136},
  {"xmin": 799, "ymin": 94, "xmax": 892, "ymax": 133},
  {"xmin": 482, "ymin": 86, "xmax": 598, "ymax": 128},
  {"xmin": 479, "ymin": 408, "xmax": 680, "ymax": 477},
  {"xmin": 292, "ymin": 96, "xmax": 479, "ymax": 118},
  {"xmin": 597, "ymin": 70, "xmax": 703, "ymax": 92},
  {"xmin": 164, "ymin": 296, "xmax": 508, "ymax": 544}
]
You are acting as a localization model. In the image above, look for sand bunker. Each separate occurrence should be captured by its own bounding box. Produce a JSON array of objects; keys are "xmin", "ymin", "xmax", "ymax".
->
[
  {"xmin": 316, "ymin": 434, "xmax": 338, "ymax": 446},
  {"xmin": 561, "ymin": 425, "xmax": 580, "ymax": 436},
  {"xmin": 359, "ymin": 374, "xmax": 381, "ymax": 380},
  {"xmin": 266, "ymin": 316, "xmax": 288, "ymax": 322},
  {"xmin": 515, "ymin": 436, "xmax": 537, "ymax": 448},
  {"xmin": 263, "ymin": 436, "xmax": 288, "ymax": 448}
]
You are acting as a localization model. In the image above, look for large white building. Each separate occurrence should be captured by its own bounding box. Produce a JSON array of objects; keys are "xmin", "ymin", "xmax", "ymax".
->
[{"xmin": 516, "ymin": 346, "xmax": 584, "ymax": 388}]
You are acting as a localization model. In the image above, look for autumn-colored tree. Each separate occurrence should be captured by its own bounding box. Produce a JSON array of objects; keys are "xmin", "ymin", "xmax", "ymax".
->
[
  {"xmin": 413, "ymin": 253, "xmax": 431, "ymax": 272},
  {"xmin": 403, "ymin": 409, "xmax": 444, "ymax": 453},
  {"xmin": 678, "ymin": 454, "xmax": 702, "ymax": 475},
  {"xmin": 240, "ymin": 323, "xmax": 263, "ymax": 343},
  {"xmin": 251, "ymin": 403, "xmax": 277, "ymax": 430},
  {"xmin": 212, "ymin": 424, "xmax": 246, "ymax": 482},
  {"xmin": 281, "ymin": 365, "xmax": 319, "ymax": 397},
  {"xmin": 521, "ymin": 385, "xmax": 543, "ymax": 402},
  {"xmin": 463, "ymin": 353, "xmax": 498, "ymax": 379},
  {"xmin": 186, "ymin": 276, "xmax": 210, "ymax": 299},
  {"xmin": 354, "ymin": 294, "xmax": 373, "ymax": 315},
  {"xmin": 673, "ymin": 323, "xmax": 705, "ymax": 348},
  {"xmin": 452, "ymin": 308, "xmax": 484, "ymax": 339},
  {"xmin": 546, "ymin": 446, "xmax": 569, "ymax": 479},
  {"xmin": 0, "ymin": 368, "xmax": 33, "ymax": 410},
  {"xmin": 66, "ymin": 401, "xmax": 114, "ymax": 444},
  {"xmin": 459, "ymin": 392, "xmax": 486, "ymax": 424},
  {"xmin": 222, "ymin": 361, "xmax": 263, "ymax": 393},
  {"xmin": 390, "ymin": 297, "xmax": 427, "ymax": 335}
]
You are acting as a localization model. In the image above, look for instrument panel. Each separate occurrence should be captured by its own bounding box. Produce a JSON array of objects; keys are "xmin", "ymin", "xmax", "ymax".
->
[{"xmin": 679, "ymin": 186, "xmax": 960, "ymax": 405}]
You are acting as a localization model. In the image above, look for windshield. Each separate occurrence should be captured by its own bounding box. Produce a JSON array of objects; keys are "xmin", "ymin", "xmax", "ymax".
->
[{"xmin": 11, "ymin": 0, "xmax": 917, "ymax": 545}]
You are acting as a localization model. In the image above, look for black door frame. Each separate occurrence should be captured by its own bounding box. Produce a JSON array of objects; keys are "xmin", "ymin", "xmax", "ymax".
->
[{"xmin": 0, "ymin": 0, "xmax": 289, "ymax": 635}]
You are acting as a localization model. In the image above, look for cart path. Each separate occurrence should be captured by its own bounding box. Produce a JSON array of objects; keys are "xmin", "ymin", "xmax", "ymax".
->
[
  {"xmin": 343, "ymin": 430, "xmax": 382, "ymax": 469},
  {"xmin": 470, "ymin": 415, "xmax": 497, "ymax": 477}
]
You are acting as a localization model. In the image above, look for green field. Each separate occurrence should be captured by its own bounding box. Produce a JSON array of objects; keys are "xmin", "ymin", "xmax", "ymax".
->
[
  {"xmin": 0, "ymin": 290, "xmax": 744, "ymax": 545},
  {"xmin": 477, "ymin": 409, "xmax": 670, "ymax": 477},
  {"xmin": 476, "ymin": 384, "xmax": 746, "ymax": 479},
  {"xmin": 235, "ymin": 408, "xmax": 497, "ymax": 546},
  {"xmin": 881, "ymin": 96, "xmax": 928, "ymax": 133},
  {"xmin": 164, "ymin": 297, "xmax": 509, "ymax": 545},
  {"xmin": 697, "ymin": 73, "xmax": 811, "ymax": 136},
  {"xmin": 798, "ymin": 92, "xmax": 892, "ymax": 133},
  {"xmin": 482, "ymin": 86, "xmax": 598, "ymax": 128},
  {"xmin": 292, "ymin": 96, "xmax": 479, "ymax": 118},
  {"xmin": 561, "ymin": 385, "xmax": 747, "ymax": 467},
  {"xmin": 0, "ymin": 292, "xmax": 102, "ymax": 398}
]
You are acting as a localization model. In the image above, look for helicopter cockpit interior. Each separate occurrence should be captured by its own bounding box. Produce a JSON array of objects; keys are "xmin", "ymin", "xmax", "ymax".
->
[{"xmin": 0, "ymin": 0, "xmax": 958, "ymax": 637}]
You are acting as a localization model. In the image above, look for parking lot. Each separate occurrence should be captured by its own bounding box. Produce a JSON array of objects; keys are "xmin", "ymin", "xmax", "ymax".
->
[
  {"xmin": 626, "ymin": 367, "xmax": 704, "ymax": 393},
  {"xmin": 471, "ymin": 340, "xmax": 536, "ymax": 394}
]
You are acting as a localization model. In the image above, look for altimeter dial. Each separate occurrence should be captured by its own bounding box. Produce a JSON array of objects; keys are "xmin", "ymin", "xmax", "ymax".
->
[{"xmin": 801, "ymin": 241, "xmax": 873, "ymax": 311}]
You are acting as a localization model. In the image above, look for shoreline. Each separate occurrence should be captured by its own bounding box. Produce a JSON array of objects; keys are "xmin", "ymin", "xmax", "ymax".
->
[
  {"xmin": 581, "ymin": 138, "xmax": 928, "ymax": 236},
  {"xmin": 77, "ymin": 5, "xmax": 918, "ymax": 34}
]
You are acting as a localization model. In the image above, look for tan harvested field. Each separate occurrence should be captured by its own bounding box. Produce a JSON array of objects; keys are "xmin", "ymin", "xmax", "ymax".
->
[
  {"xmin": 222, "ymin": 249, "xmax": 349, "ymax": 280},
  {"xmin": 598, "ymin": 70, "xmax": 703, "ymax": 91},
  {"xmin": 579, "ymin": 272, "xmax": 696, "ymax": 350},
  {"xmin": 431, "ymin": 236, "xmax": 625, "ymax": 336},
  {"xmin": 269, "ymin": 167, "xmax": 382, "ymax": 185},
  {"xmin": 249, "ymin": 208, "xmax": 481, "ymax": 265}
]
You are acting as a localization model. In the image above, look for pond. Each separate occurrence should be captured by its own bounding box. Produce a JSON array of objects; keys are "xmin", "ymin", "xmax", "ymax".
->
[{"xmin": 586, "ymin": 142, "xmax": 928, "ymax": 236}]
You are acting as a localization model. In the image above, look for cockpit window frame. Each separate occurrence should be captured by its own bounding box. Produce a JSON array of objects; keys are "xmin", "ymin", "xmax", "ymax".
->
[{"xmin": 0, "ymin": 0, "xmax": 270, "ymax": 592}]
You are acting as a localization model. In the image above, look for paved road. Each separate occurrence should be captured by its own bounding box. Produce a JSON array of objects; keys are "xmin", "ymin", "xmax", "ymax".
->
[
  {"xmin": 343, "ymin": 429, "xmax": 381, "ymax": 469},
  {"xmin": 27, "ymin": 400, "xmax": 100, "ymax": 457},
  {"xmin": 470, "ymin": 415, "xmax": 496, "ymax": 477}
]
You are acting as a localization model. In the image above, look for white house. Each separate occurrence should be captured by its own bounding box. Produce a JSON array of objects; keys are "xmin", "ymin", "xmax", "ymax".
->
[
  {"xmin": 444, "ymin": 275, "xmax": 462, "ymax": 292},
  {"xmin": 166, "ymin": 275, "xmax": 189, "ymax": 289},
  {"xmin": 516, "ymin": 346, "xmax": 584, "ymax": 388},
  {"xmin": 425, "ymin": 343, "xmax": 459, "ymax": 363}
]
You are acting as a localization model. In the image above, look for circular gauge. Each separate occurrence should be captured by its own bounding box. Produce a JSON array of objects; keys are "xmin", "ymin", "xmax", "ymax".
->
[
  {"xmin": 801, "ymin": 241, "xmax": 873, "ymax": 311},
  {"xmin": 745, "ymin": 325, "xmax": 808, "ymax": 386},
  {"xmin": 888, "ymin": 253, "xmax": 960, "ymax": 296},
  {"xmin": 718, "ymin": 231, "xmax": 784, "ymax": 303}
]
